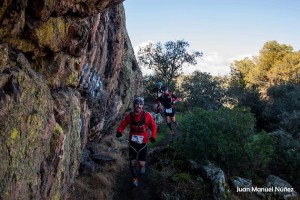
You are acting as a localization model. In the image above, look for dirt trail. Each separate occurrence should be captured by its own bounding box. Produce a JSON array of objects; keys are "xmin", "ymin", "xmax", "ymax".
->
[
  {"xmin": 113, "ymin": 165, "xmax": 159, "ymax": 200},
  {"xmin": 113, "ymin": 136, "xmax": 178, "ymax": 200}
]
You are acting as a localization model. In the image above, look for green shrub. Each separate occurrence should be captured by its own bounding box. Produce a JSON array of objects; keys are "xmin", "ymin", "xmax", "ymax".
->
[
  {"xmin": 245, "ymin": 131, "xmax": 275, "ymax": 176},
  {"xmin": 175, "ymin": 107, "xmax": 275, "ymax": 175},
  {"xmin": 269, "ymin": 130, "xmax": 300, "ymax": 191}
]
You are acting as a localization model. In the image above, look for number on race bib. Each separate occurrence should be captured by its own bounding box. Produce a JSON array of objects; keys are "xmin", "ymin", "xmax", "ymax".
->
[
  {"xmin": 131, "ymin": 135, "xmax": 144, "ymax": 144},
  {"xmin": 165, "ymin": 108, "xmax": 172, "ymax": 113}
]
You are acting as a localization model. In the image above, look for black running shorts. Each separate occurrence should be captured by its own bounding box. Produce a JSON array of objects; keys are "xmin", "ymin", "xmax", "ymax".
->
[
  {"xmin": 164, "ymin": 107, "xmax": 175, "ymax": 117},
  {"xmin": 129, "ymin": 141, "xmax": 148, "ymax": 161}
]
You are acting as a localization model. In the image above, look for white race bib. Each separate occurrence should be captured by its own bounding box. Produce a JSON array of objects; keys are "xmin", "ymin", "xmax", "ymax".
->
[
  {"xmin": 131, "ymin": 135, "xmax": 144, "ymax": 144},
  {"xmin": 165, "ymin": 108, "xmax": 173, "ymax": 113}
]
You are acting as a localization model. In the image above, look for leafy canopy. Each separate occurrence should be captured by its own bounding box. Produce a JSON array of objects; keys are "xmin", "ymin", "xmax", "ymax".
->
[
  {"xmin": 180, "ymin": 71, "xmax": 226, "ymax": 110},
  {"xmin": 137, "ymin": 40, "xmax": 202, "ymax": 86},
  {"xmin": 229, "ymin": 40, "xmax": 299, "ymax": 94}
]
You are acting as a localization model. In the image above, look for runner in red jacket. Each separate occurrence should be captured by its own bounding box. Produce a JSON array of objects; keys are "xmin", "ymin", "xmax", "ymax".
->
[{"xmin": 116, "ymin": 96, "xmax": 157, "ymax": 187}]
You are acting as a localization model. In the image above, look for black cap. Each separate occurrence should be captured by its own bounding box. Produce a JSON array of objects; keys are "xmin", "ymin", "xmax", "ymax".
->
[{"xmin": 134, "ymin": 96, "xmax": 144, "ymax": 105}]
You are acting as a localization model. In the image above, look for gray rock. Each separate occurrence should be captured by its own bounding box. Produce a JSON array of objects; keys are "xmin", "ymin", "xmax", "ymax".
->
[
  {"xmin": 188, "ymin": 160, "xmax": 201, "ymax": 171},
  {"xmin": 264, "ymin": 175, "xmax": 298, "ymax": 200},
  {"xmin": 230, "ymin": 176, "xmax": 252, "ymax": 189},
  {"xmin": 201, "ymin": 162, "xmax": 230, "ymax": 200},
  {"xmin": 150, "ymin": 112, "xmax": 164, "ymax": 124},
  {"xmin": 92, "ymin": 154, "xmax": 116, "ymax": 164}
]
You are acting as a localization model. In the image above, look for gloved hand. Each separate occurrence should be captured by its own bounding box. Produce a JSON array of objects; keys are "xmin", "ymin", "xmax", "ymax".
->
[
  {"xmin": 149, "ymin": 137, "xmax": 155, "ymax": 143},
  {"xmin": 116, "ymin": 132, "xmax": 122, "ymax": 138}
]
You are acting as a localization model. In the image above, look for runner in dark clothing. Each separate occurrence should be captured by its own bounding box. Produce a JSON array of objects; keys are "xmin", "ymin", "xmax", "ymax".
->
[
  {"xmin": 150, "ymin": 81, "xmax": 163, "ymax": 113},
  {"xmin": 158, "ymin": 87, "xmax": 178, "ymax": 135}
]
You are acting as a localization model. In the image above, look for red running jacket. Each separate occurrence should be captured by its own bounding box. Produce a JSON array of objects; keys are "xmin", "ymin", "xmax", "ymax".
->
[{"xmin": 117, "ymin": 110, "xmax": 157, "ymax": 144}]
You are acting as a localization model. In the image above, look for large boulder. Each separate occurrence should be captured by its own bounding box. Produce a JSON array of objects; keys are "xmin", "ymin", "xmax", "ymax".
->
[
  {"xmin": 263, "ymin": 175, "xmax": 298, "ymax": 200},
  {"xmin": 201, "ymin": 162, "xmax": 230, "ymax": 200},
  {"xmin": 230, "ymin": 176, "xmax": 252, "ymax": 189},
  {"xmin": 0, "ymin": 53, "xmax": 83, "ymax": 199},
  {"xmin": 0, "ymin": 0, "xmax": 141, "ymax": 199}
]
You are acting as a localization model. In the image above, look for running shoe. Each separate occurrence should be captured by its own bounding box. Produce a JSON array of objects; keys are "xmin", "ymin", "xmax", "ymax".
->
[{"xmin": 132, "ymin": 178, "xmax": 139, "ymax": 187}]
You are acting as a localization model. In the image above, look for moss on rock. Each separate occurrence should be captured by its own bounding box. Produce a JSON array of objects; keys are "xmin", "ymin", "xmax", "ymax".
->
[
  {"xmin": 66, "ymin": 70, "xmax": 79, "ymax": 87},
  {"xmin": 5, "ymin": 37, "xmax": 37, "ymax": 53},
  {"xmin": 0, "ymin": 53, "xmax": 54, "ymax": 198},
  {"xmin": 0, "ymin": 44, "xmax": 9, "ymax": 69},
  {"xmin": 32, "ymin": 17, "xmax": 69, "ymax": 52},
  {"xmin": 8, "ymin": 128, "xmax": 20, "ymax": 146},
  {"xmin": 54, "ymin": 123, "xmax": 64, "ymax": 134}
]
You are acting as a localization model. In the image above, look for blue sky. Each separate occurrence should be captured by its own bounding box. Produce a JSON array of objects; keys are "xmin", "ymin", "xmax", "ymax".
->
[{"xmin": 124, "ymin": 0, "xmax": 300, "ymax": 76}]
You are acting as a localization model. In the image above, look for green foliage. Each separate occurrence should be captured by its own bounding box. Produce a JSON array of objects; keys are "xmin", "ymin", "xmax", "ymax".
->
[
  {"xmin": 227, "ymin": 86, "xmax": 267, "ymax": 130},
  {"xmin": 171, "ymin": 172, "xmax": 192, "ymax": 184},
  {"xmin": 263, "ymin": 83, "xmax": 300, "ymax": 135},
  {"xmin": 275, "ymin": 131, "xmax": 300, "ymax": 168},
  {"xmin": 180, "ymin": 71, "xmax": 227, "ymax": 110},
  {"xmin": 227, "ymin": 41, "xmax": 300, "ymax": 131},
  {"xmin": 138, "ymin": 40, "xmax": 202, "ymax": 86},
  {"xmin": 280, "ymin": 111, "xmax": 300, "ymax": 138},
  {"xmin": 148, "ymin": 123, "xmax": 169, "ymax": 149},
  {"xmin": 268, "ymin": 51, "xmax": 300, "ymax": 85},
  {"xmin": 175, "ymin": 107, "xmax": 275, "ymax": 175},
  {"xmin": 176, "ymin": 107, "xmax": 252, "ymax": 166},
  {"xmin": 143, "ymin": 75, "xmax": 180, "ymax": 105},
  {"xmin": 259, "ymin": 40, "xmax": 293, "ymax": 72},
  {"xmin": 230, "ymin": 57, "xmax": 256, "ymax": 89},
  {"xmin": 269, "ymin": 130, "xmax": 300, "ymax": 189},
  {"xmin": 223, "ymin": 40, "xmax": 300, "ymax": 190},
  {"xmin": 229, "ymin": 40, "xmax": 299, "ymax": 94},
  {"xmin": 142, "ymin": 74, "xmax": 158, "ymax": 101},
  {"xmin": 245, "ymin": 132, "xmax": 275, "ymax": 174}
]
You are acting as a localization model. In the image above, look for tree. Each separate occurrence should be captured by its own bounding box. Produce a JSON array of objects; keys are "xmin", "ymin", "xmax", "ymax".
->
[
  {"xmin": 180, "ymin": 71, "xmax": 226, "ymax": 110},
  {"xmin": 263, "ymin": 83, "xmax": 300, "ymax": 135},
  {"xmin": 229, "ymin": 57, "xmax": 257, "ymax": 89},
  {"xmin": 268, "ymin": 51, "xmax": 300, "ymax": 85},
  {"xmin": 229, "ymin": 41, "xmax": 297, "ymax": 94},
  {"xmin": 137, "ymin": 40, "xmax": 202, "ymax": 86},
  {"xmin": 259, "ymin": 40, "xmax": 293, "ymax": 72}
]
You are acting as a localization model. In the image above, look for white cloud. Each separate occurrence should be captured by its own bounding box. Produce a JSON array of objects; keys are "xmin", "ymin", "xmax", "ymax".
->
[
  {"xmin": 133, "ymin": 40, "xmax": 154, "ymax": 54},
  {"xmin": 140, "ymin": 66, "xmax": 154, "ymax": 76},
  {"xmin": 134, "ymin": 41, "xmax": 155, "ymax": 76},
  {"xmin": 188, "ymin": 52, "xmax": 232, "ymax": 76},
  {"xmin": 184, "ymin": 52, "xmax": 256, "ymax": 76},
  {"xmin": 134, "ymin": 42, "xmax": 255, "ymax": 77}
]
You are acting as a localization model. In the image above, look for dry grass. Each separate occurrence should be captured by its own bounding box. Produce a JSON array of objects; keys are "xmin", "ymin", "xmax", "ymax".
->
[
  {"xmin": 70, "ymin": 134, "xmax": 128, "ymax": 200},
  {"xmin": 159, "ymin": 165, "xmax": 176, "ymax": 179}
]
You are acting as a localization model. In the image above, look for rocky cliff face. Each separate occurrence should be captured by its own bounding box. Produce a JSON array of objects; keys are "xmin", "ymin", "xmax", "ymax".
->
[{"xmin": 0, "ymin": 0, "xmax": 142, "ymax": 199}]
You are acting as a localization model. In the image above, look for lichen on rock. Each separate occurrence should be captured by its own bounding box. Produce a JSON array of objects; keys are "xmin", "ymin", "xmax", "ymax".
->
[
  {"xmin": 0, "ymin": 0, "xmax": 142, "ymax": 199},
  {"xmin": 31, "ymin": 17, "xmax": 69, "ymax": 52}
]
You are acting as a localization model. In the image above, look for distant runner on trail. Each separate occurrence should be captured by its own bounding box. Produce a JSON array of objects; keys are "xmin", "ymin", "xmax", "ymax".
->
[
  {"xmin": 116, "ymin": 96, "xmax": 157, "ymax": 187},
  {"xmin": 158, "ymin": 87, "xmax": 179, "ymax": 135},
  {"xmin": 150, "ymin": 81, "xmax": 164, "ymax": 113}
]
